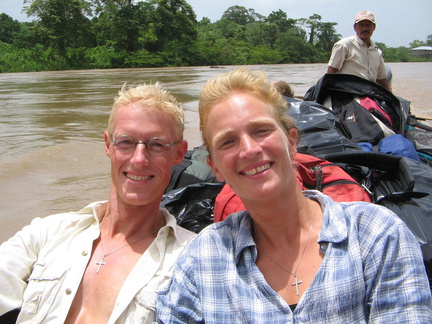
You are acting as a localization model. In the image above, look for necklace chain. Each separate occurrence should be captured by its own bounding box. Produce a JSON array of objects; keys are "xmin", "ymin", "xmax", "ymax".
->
[
  {"xmin": 254, "ymin": 212, "xmax": 315, "ymax": 296},
  {"xmin": 96, "ymin": 227, "xmax": 160, "ymax": 274}
]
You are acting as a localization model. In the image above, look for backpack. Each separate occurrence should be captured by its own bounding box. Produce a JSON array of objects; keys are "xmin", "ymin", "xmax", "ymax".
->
[
  {"xmin": 304, "ymin": 73, "xmax": 408, "ymax": 135},
  {"xmin": 165, "ymin": 146, "xmax": 219, "ymax": 193},
  {"xmin": 161, "ymin": 146, "xmax": 224, "ymax": 233},
  {"xmin": 322, "ymin": 152, "xmax": 432, "ymax": 286},
  {"xmin": 214, "ymin": 153, "xmax": 371, "ymax": 222}
]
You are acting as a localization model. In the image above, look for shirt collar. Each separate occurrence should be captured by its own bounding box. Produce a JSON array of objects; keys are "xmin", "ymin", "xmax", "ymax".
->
[
  {"xmin": 76, "ymin": 202, "xmax": 190, "ymax": 243},
  {"xmin": 354, "ymin": 34, "xmax": 376, "ymax": 48},
  {"xmin": 304, "ymin": 191, "xmax": 348, "ymax": 244},
  {"xmin": 221, "ymin": 191, "xmax": 349, "ymax": 263},
  {"xmin": 232, "ymin": 211, "xmax": 259, "ymax": 263},
  {"xmin": 75, "ymin": 200, "xmax": 107, "ymax": 223},
  {"xmin": 159, "ymin": 208, "xmax": 185, "ymax": 241}
]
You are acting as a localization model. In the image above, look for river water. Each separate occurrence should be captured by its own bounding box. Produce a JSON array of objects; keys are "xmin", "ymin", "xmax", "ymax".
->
[{"xmin": 1, "ymin": 62, "xmax": 431, "ymax": 242}]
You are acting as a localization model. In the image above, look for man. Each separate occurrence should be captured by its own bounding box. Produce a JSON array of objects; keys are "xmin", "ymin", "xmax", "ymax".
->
[
  {"xmin": 327, "ymin": 10, "xmax": 391, "ymax": 91},
  {"xmin": 0, "ymin": 83, "xmax": 195, "ymax": 323}
]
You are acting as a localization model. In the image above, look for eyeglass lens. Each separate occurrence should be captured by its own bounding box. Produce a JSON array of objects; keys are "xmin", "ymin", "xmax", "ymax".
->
[{"xmin": 113, "ymin": 136, "xmax": 168, "ymax": 154}]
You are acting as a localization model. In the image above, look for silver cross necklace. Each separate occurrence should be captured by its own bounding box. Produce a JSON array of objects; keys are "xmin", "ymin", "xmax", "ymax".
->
[
  {"xmin": 254, "ymin": 212, "xmax": 315, "ymax": 296},
  {"xmin": 96, "ymin": 227, "xmax": 160, "ymax": 274}
]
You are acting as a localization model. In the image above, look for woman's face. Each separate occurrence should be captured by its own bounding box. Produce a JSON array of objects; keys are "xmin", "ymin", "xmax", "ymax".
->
[{"xmin": 206, "ymin": 92, "xmax": 298, "ymax": 204}]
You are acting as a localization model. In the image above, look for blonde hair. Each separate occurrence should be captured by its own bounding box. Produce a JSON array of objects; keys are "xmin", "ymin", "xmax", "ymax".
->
[
  {"xmin": 107, "ymin": 83, "xmax": 185, "ymax": 139},
  {"xmin": 199, "ymin": 68, "xmax": 298, "ymax": 151}
]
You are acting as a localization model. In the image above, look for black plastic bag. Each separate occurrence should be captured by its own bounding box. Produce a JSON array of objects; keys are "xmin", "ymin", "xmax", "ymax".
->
[
  {"xmin": 161, "ymin": 182, "xmax": 224, "ymax": 233},
  {"xmin": 286, "ymin": 98, "xmax": 364, "ymax": 157}
]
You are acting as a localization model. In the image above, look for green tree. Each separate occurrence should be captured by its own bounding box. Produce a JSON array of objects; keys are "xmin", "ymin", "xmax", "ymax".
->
[
  {"xmin": 213, "ymin": 19, "xmax": 244, "ymax": 40},
  {"xmin": 377, "ymin": 42, "xmax": 409, "ymax": 62},
  {"xmin": 12, "ymin": 21, "xmax": 41, "ymax": 48},
  {"xmin": 23, "ymin": 0, "xmax": 93, "ymax": 56},
  {"xmin": 410, "ymin": 39, "xmax": 426, "ymax": 48},
  {"xmin": 92, "ymin": 0, "xmax": 156, "ymax": 52},
  {"xmin": 0, "ymin": 13, "xmax": 21, "ymax": 44},
  {"xmin": 248, "ymin": 45, "xmax": 283, "ymax": 64},
  {"xmin": 221, "ymin": 5, "xmax": 257, "ymax": 25},
  {"xmin": 246, "ymin": 22, "xmax": 278, "ymax": 49},
  {"xmin": 306, "ymin": 13, "xmax": 322, "ymax": 44},
  {"xmin": 316, "ymin": 22, "xmax": 340, "ymax": 52},
  {"xmin": 275, "ymin": 31, "xmax": 319, "ymax": 63},
  {"xmin": 151, "ymin": 0, "xmax": 197, "ymax": 55},
  {"xmin": 266, "ymin": 9, "xmax": 295, "ymax": 33}
]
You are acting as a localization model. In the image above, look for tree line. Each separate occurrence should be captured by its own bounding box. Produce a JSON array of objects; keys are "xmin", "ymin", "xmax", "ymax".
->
[{"xmin": 0, "ymin": 0, "xmax": 430, "ymax": 73}]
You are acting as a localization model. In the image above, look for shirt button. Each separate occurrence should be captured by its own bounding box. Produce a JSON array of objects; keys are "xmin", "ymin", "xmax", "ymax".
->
[
  {"xmin": 82, "ymin": 251, "xmax": 88, "ymax": 256},
  {"xmin": 65, "ymin": 288, "xmax": 72, "ymax": 295}
]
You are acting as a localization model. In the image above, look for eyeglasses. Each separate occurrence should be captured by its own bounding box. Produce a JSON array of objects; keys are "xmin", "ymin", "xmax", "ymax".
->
[{"xmin": 111, "ymin": 135, "xmax": 179, "ymax": 155}]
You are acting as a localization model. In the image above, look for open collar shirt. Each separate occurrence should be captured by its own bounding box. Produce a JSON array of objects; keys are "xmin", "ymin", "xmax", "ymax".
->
[
  {"xmin": 0, "ymin": 201, "xmax": 196, "ymax": 323},
  {"xmin": 328, "ymin": 35, "xmax": 388, "ymax": 82},
  {"xmin": 157, "ymin": 191, "xmax": 432, "ymax": 323}
]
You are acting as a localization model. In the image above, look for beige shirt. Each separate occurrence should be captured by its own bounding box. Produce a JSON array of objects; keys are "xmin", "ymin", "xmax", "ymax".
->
[
  {"xmin": 0, "ymin": 201, "xmax": 196, "ymax": 323},
  {"xmin": 328, "ymin": 35, "xmax": 387, "ymax": 82}
]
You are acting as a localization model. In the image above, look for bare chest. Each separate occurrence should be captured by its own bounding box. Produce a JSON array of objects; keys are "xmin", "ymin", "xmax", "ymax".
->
[{"xmin": 65, "ymin": 247, "xmax": 143, "ymax": 323}]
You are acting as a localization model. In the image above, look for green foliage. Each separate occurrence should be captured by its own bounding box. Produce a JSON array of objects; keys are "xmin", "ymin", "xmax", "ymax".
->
[
  {"xmin": 23, "ymin": 0, "xmax": 93, "ymax": 56},
  {"xmin": 248, "ymin": 45, "xmax": 283, "ymax": 64},
  {"xmin": 221, "ymin": 5, "xmax": 257, "ymax": 25},
  {"xmin": 410, "ymin": 39, "xmax": 426, "ymax": 48},
  {"xmin": 84, "ymin": 44, "xmax": 117, "ymax": 68},
  {"xmin": 152, "ymin": 0, "xmax": 197, "ymax": 52},
  {"xmin": 246, "ymin": 22, "xmax": 278, "ymax": 49},
  {"xmin": 0, "ymin": 4, "xmax": 430, "ymax": 73},
  {"xmin": 0, "ymin": 41, "xmax": 68, "ymax": 72},
  {"xmin": 377, "ymin": 42, "xmax": 410, "ymax": 63},
  {"xmin": 124, "ymin": 50, "xmax": 164, "ymax": 67},
  {"xmin": 316, "ymin": 22, "xmax": 341, "ymax": 52},
  {"xmin": 274, "ymin": 31, "xmax": 321, "ymax": 63},
  {"xmin": 266, "ymin": 10, "xmax": 295, "ymax": 33},
  {"xmin": 0, "ymin": 13, "xmax": 21, "ymax": 44}
]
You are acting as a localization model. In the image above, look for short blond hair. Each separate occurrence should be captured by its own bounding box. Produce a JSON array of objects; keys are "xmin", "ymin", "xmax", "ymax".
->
[
  {"xmin": 199, "ymin": 68, "xmax": 298, "ymax": 151},
  {"xmin": 107, "ymin": 83, "xmax": 185, "ymax": 140}
]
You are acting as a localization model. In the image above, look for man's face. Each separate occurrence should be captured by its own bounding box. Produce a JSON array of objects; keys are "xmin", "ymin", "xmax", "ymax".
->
[
  {"xmin": 104, "ymin": 104, "xmax": 187, "ymax": 208},
  {"xmin": 354, "ymin": 20, "xmax": 375, "ymax": 43}
]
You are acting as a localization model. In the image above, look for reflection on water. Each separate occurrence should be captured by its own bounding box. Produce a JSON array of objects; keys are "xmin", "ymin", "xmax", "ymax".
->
[{"xmin": 0, "ymin": 63, "xmax": 431, "ymax": 242}]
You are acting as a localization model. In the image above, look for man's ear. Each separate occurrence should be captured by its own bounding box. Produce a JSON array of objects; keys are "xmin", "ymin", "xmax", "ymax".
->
[
  {"xmin": 104, "ymin": 131, "xmax": 111, "ymax": 157},
  {"xmin": 207, "ymin": 156, "xmax": 225, "ymax": 182},
  {"xmin": 173, "ymin": 140, "xmax": 188, "ymax": 165}
]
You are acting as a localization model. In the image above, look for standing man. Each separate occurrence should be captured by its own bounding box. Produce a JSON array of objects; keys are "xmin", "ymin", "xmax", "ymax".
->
[
  {"xmin": 327, "ymin": 10, "xmax": 391, "ymax": 91},
  {"xmin": 0, "ymin": 83, "xmax": 196, "ymax": 323}
]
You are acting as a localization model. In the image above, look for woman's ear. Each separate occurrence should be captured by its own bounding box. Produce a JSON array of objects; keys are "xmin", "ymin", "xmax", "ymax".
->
[
  {"xmin": 288, "ymin": 127, "xmax": 298, "ymax": 158},
  {"xmin": 207, "ymin": 156, "xmax": 225, "ymax": 182}
]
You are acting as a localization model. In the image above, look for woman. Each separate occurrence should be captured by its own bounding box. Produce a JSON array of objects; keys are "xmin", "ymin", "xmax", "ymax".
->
[{"xmin": 157, "ymin": 68, "xmax": 432, "ymax": 323}]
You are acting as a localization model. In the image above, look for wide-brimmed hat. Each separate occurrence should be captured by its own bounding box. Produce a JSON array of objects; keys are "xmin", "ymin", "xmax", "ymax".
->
[{"xmin": 355, "ymin": 10, "xmax": 375, "ymax": 24}]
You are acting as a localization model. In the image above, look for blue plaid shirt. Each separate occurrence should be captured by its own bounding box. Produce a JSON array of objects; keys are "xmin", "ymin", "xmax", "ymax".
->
[{"xmin": 157, "ymin": 191, "xmax": 432, "ymax": 323}]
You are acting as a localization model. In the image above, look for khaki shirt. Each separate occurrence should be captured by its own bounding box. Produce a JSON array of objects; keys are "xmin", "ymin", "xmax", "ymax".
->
[{"xmin": 328, "ymin": 35, "xmax": 387, "ymax": 82}]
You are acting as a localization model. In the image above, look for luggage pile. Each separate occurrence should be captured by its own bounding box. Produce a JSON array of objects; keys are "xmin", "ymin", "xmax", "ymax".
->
[{"xmin": 160, "ymin": 73, "xmax": 432, "ymax": 286}]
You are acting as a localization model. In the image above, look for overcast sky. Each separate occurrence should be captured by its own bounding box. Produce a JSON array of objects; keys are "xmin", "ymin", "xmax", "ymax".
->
[{"xmin": 2, "ymin": 0, "xmax": 431, "ymax": 47}]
